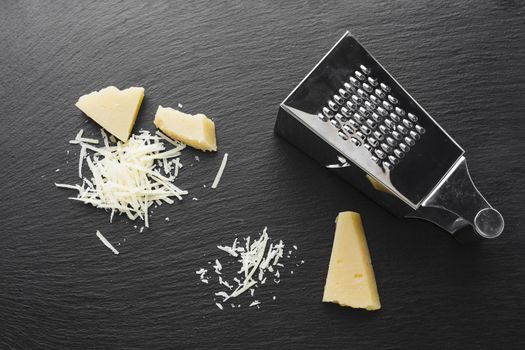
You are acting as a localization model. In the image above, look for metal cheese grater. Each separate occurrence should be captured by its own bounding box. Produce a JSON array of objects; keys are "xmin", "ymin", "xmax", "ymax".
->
[{"xmin": 275, "ymin": 31, "xmax": 504, "ymax": 242}]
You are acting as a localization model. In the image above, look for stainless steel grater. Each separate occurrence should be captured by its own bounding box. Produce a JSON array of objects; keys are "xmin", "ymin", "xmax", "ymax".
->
[{"xmin": 275, "ymin": 31, "xmax": 504, "ymax": 242}]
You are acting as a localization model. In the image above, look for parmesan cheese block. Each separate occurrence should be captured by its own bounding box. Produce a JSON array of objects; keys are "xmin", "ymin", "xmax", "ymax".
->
[
  {"xmin": 154, "ymin": 106, "xmax": 217, "ymax": 152},
  {"xmin": 75, "ymin": 86, "xmax": 144, "ymax": 142},
  {"xmin": 323, "ymin": 212, "xmax": 381, "ymax": 310}
]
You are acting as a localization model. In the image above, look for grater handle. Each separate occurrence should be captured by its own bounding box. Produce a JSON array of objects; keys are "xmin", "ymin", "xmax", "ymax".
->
[{"xmin": 421, "ymin": 157, "xmax": 504, "ymax": 239}]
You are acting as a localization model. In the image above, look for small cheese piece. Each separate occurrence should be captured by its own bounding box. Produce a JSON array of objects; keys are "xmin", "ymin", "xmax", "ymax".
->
[
  {"xmin": 323, "ymin": 212, "xmax": 381, "ymax": 310},
  {"xmin": 154, "ymin": 106, "xmax": 217, "ymax": 152},
  {"xmin": 75, "ymin": 86, "xmax": 144, "ymax": 142}
]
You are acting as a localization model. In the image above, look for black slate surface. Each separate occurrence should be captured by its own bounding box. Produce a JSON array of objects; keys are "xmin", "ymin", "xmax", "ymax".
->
[{"xmin": 1, "ymin": 1, "xmax": 524, "ymax": 349}]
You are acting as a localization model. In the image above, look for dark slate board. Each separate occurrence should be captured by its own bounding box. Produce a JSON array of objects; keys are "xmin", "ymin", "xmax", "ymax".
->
[{"xmin": 1, "ymin": 1, "xmax": 524, "ymax": 349}]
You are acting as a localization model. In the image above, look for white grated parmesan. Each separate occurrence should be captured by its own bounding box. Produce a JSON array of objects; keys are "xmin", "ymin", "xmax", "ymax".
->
[
  {"xmin": 213, "ymin": 259, "xmax": 222, "ymax": 275},
  {"xmin": 56, "ymin": 130, "xmax": 187, "ymax": 227},
  {"xmin": 249, "ymin": 300, "xmax": 260, "ymax": 307},
  {"xmin": 96, "ymin": 230, "xmax": 119, "ymax": 255},
  {"xmin": 215, "ymin": 303, "xmax": 223, "ymax": 310},
  {"xmin": 211, "ymin": 153, "xmax": 228, "ymax": 189},
  {"xmin": 199, "ymin": 227, "xmax": 298, "ymax": 308}
]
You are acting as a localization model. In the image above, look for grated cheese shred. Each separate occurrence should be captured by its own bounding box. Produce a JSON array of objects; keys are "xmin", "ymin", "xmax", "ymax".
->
[
  {"xmin": 96, "ymin": 230, "xmax": 119, "ymax": 255},
  {"xmin": 199, "ymin": 227, "xmax": 300, "ymax": 308},
  {"xmin": 211, "ymin": 153, "xmax": 228, "ymax": 189},
  {"xmin": 56, "ymin": 130, "xmax": 187, "ymax": 227}
]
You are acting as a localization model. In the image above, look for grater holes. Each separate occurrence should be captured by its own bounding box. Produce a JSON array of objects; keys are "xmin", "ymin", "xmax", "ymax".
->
[
  {"xmin": 386, "ymin": 136, "xmax": 397, "ymax": 147},
  {"xmin": 396, "ymin": 125, "xmax": 408, "ymax": 134},
  {"xmin": 384, "ymin": 119, "xmax": 395, "ymax": 129},
  {"xmin": 395, "ymin": 106, "xmax": 406, "ymax": 116},
  {"xmin": 370, "ymin": 94, "xmax": 381, "ymax": 105},
  {"xmin": 402, "ymin": 119, "xmax": 413, "ymax": 128},
  {"xmin": 399, "ymin": 143, "xmax": 410, "ymax": 152},
  {"xmin": 339, "ymin": 88, "xmax": 350, "ymax": 99},
  {"xmin": 371, "ymin": 155, "xmax": 379, "ymax": 163},
  {"xmin": 404, "ymin": 136, "xmax": 415, "ymax": 146},
  {"xmin": 375, "ymin": 88, "xmax": 386, "ymax": 99},
  {"xmin": 360, "ymin": 125, "xmax": 372, "ymax": 135},
  {"xmin": 367, "ymin": 77, "xmax": 378, "ymax": 86},
  {"xmin": 343, "ymin": 124, "xmax": 354, "ymax": 134},
  {"xmin": 387, "ymin": 95, "xmax": 398, "ymax": 104},
  {"xmin": 408, "ymin": 113, "xmax": 418, "ymax": 122},
  {"xmin": 383, "ymin": 161, "xmax": 394, "ymax": 170},
  {"xmin": 357, "ymin": 88, "xmax": 368, "ymax": 99},
  {"xmin": 392, "ymin": 131, "xmax": 403, "ymax": 140},
  {"xmin": 348, "ymin": 119, "xmax": 359, "ymax": 130},
  {"xmin": 382, "ymin": 100, "xmax": 393, "ymax": 110},
  {"xmin": 333, "ymin": 94, "xmax": 344, "ymax": 105},
  {"xmin": 379, "ymin": 125, "xmax": 390, "ymax": 135},
  {"xmin": 340, "ymin": 107, "xmax": 352, "ymax": 119},
  {"xmin": 318, "ymin": 64, "xmax": 426, "ymax": 172},
  {"xmin": 353, "ymin": 112, "xmax": 365, "ymax": 124},
  {"xmin": 362, "ymin": 82, "xmax": 373, "ymax": 93},
  {"xmin": 374, "ymin": 149, "xmax": 387, "ymax": 159},
  {"xmin": 409, "ymin": 130, "xmax": 420, "ymax": 140},
  {"xmin": 355, "ymin": 70, "xmax": 365, "ymax": 81},
  {"xmin": 350, "ymin": 137, "xmax": 362, "ymax": 147},
  {"xmin": 318, "ymin": 112, "xmax": 328, "ymax": 122},
  {"xmin": 322, "ymin": 107, "xmax": 334, "ymax": 119},
  {"xmin": 394, "ymin": 149, "xmax": 405, "ymax": 158},
  {"xmin": 377, "ymin": 106, "xmax": 388, "ymax": 117},
  {"xmin": 367, "ymin": 137, "xmax": 379, "ymax": 147},
  {"xmin": 344, "ymin": 82, "xmax": 354, "ymax": 93},
  {"xmin": 330, "ymin": 119, "xmax": 340, "ymax": 129},
  {"xmin": 380, "ymin": 143, "xmax": 393, "ymax": 153},
  {"xmin": 338, "ymin": 130, "xmax": 349, "ymax": 140},
  {"xmin": 358, "ymin": 106, "xmax": 370, "ymax": 118},
  {"xmin": 371, "ymin": 112, "xmax": 382, "ymax": 123},
  {"xmin": 373, "ymin": 131, "xmax": 384, "ymax": 140},
  {"xmin": 345, "ymin": 100, "xmax": 357, "ymax": 111},
  {"xmin": 364, "ymin": 100, "xmax": 375, "ymax": 111},
  {"xmin": 334, "ymin": 113, "xmax": 347, "ymax": 123},
  {"xmin": 359, "ymin": 65, "xmax": 371, "ymax": 75},
  {"xmin": 388, "ymin": 155, "xmax": 399, "ymax": 165},
  {"xmin": 351, "ymin": 94, "xmax": 363, "ymax": 104}
]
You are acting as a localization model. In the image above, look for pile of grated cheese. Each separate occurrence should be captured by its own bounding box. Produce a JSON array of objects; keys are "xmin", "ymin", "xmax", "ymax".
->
[
  {"xmin": 197, "ymin": 227, "xmax": 303, "ymax": 309},
  {"xmin": 55, "ymin": 129, "xmax": 187, "ymax": 227}
]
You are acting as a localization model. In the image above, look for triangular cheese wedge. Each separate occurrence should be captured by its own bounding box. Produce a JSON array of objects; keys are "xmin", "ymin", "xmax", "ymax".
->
[
  {"xmin": 154, "ymin": 106, "xmax": 217, "ymax": 152},
  {"xmin": 75, "ymin": 86, "xmax": 144, "ymax": 142},
  {"xmin": 323, "ymin": 212, "xmax": 381, "ymax": 310}
]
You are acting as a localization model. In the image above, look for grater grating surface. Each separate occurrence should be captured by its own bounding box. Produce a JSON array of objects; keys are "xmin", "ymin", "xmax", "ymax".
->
[{"xmin": 275, "ymin": 32, "xmax": 504, "ymax": 241}]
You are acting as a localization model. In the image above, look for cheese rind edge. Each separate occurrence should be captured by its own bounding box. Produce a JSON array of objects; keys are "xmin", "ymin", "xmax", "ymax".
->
[{"xmin": 322, "ymin": 211, "xmax": 381, "ymax": 310}]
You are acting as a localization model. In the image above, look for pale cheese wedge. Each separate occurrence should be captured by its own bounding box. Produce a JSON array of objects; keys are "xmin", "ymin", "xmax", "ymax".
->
[
  {"xmin": 323, "ymin": 211, "xmax": 381, "ymax": 310},
  {"xmin": 154, "ymin": 106, "xmax": 217, "ymax": 152},
  {"xmin": 75, "ymin": 86, "xmax": 144, "ymax": 142}
]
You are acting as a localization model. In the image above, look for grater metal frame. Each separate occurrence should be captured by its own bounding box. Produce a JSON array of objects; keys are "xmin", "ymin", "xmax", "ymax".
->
[{"xmin": 275, "ymin": 31, "xmax": 504, "ymax": 241}]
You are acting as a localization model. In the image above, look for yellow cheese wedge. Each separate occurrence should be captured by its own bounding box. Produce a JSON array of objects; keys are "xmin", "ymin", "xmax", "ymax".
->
[
  {"xmin": 75, "ymin": 86, "xmax": 144, "ymax": 142},
  {"xmin": 323, "ymin": 211, "xmax": 381, "ymax": 310},
  {"xmin": 154, "ymin": 106, "xmax": 217, "ymax": 152}
]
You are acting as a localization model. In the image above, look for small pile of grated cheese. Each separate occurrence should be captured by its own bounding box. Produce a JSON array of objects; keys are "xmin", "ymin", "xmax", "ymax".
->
[
  {"xmin": 56, "ymin": 129, "xmax": 187, "ymax": 227},
  {"xmin": 197, "ymin": 227, "xmax": 303, "ymax": 310}
]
